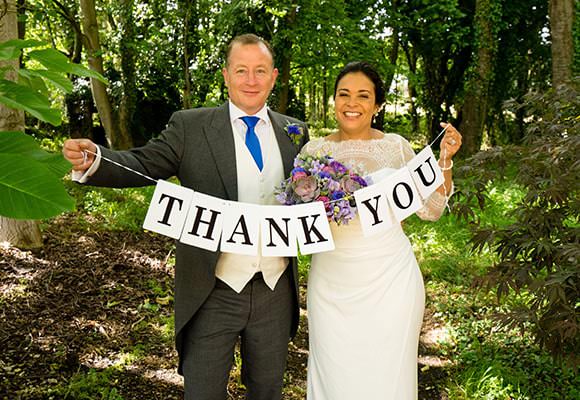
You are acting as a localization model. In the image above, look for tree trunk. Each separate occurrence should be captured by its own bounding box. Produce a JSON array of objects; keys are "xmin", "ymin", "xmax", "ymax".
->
[
  {"xmin": 322, "ymin": 69, "xmax": 328, "ymax": 128},
  {"xmin": 181, "ymin": 1, "xmax": 192, "ymax": 109},
  {"xmin": 80, "ymin": 0, "xmax": 133, "ymax": 149},
  {"xmin": 402, "ymin": 43, "xmax": 419, "ymax": 133},
  {"xmin": 52, "ymin": 0, "xmax": 97, "ymax": 141},
  {"xmin": 549, "ymin": 0, "xmax": 574, "ymax": 86},
  {"xmin": 383, "ymin": 0, "xmax": 400, "ymax": 93},
  {"xmin": 0, "ymin": 0, "xmax": 42, "ymax": 248},
  {"xmin": 117, "ymin": 0, "xmax": 136, "ymax": 150},
  {"xmin": 459, "ymin": 0, "xmax": 498, "ymax": 156},
  {"xmin": 276, "ymin": 5, "xmax": 297, "ymax": 115}
]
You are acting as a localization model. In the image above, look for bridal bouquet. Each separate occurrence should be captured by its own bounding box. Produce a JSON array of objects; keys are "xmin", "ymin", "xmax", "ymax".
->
[{"xmin": 275, "ymin": 153, "xmax": 369, "ymax": 225}]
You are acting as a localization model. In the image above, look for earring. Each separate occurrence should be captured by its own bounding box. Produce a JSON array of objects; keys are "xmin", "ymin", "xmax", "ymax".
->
[{"xmin": 373, "ymin": 114, "xmax": 377, "ymax": 124}]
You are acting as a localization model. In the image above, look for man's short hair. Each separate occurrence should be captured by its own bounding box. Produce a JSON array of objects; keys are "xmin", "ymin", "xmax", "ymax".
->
[{"xmin": 225, "ymin": 34, "xmax": 275, "ymax": 67}]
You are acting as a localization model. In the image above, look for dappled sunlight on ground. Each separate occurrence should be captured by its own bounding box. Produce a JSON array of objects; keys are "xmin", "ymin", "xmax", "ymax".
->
[{"xmin": 1, "ymin": 213, "xmax": 453, "ymax": 399}]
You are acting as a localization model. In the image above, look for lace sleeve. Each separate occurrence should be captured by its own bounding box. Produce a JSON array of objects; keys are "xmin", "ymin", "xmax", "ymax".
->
[{"xmin": 397, "ymin": 136, "xmax": 450, "ymax": 222}]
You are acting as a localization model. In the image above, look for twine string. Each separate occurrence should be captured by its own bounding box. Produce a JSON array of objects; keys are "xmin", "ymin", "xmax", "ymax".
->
[
  {"xmin": 82, "ymin": 149, "xmax": 158, "ymax": 183},
  {"xmin": 82, "ymin": 125, "xmax": 452, "ymax": 210},
  {"xmin": 429, "ymin": 124, "xmax": 450, "ymax": 147}
]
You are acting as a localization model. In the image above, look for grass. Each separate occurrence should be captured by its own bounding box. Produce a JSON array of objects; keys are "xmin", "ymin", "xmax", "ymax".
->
[
  {"xmin": 58, "ymin": 168, "xmax": 579, "ymax": 400},
  {"xmin": 403, "ymin": 179, "xmax": 580, "ymax": 399}
]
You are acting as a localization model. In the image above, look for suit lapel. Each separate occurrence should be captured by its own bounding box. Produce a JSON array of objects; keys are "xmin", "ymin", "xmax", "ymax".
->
[
  {"xmin": 269, "ymin": 111, "xmax": 297, "ymax": 176},
  {"xmin": 204, "ymin": 103, "xmax": 238, "ymax": 201}
]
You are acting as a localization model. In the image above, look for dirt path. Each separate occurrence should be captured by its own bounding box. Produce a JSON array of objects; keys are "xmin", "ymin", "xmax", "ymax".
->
[{"xmin": 0, "ymin": 215, "xmax": 448, "ymax": 399}]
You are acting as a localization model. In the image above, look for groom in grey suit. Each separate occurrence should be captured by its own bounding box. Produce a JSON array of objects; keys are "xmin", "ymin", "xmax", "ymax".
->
[{"xmin": 63, "ymin": 34, "xmax": 308, "ymax": 400}]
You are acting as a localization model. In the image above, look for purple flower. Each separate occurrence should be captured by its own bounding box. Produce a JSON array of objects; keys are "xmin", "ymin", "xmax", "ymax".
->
[
  {"xmin": 326, "ymin": 179, "xmax": 341, "ymax": 192},
  {"xmin": 275, "ymin": 192, "xmax": 289, "ymax": 204},
  {"xmin": 287, "ymin": 124, "xmax": 302, "ymax": 135},
  {"xmin": 330, "ymin": 190, "xmax": 345, "ymax": 201},
  {"xmin": 285, "ymin": 122, "xmax": 304, "ymax": 146},
  {"xmin": 318, "ymin": 170, "xmax": 331, "ymax": 179},
  {"xmin": 310, "ymin": 160, "xmax": 324, "ymax": 174},
  {"xmin": 349, "ymin": 174, "xmax": 368, "ymax": 188},
  {"xmin": 330, "ymin": 160, "xmax": 348, "ymax": 174}
]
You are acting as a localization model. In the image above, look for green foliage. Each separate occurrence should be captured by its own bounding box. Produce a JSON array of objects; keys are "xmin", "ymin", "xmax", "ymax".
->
[
  {"xmin": 405, "ymin": 178, "xmax": 578, "ymax": 398},
  {"xmin": 457, "ymin": 80, "xmax": 580, "ymax": 362},
  {"xmin": 69, "ymin": 184, "xmax": 155, "ymax": 232},
  {"xmin": 0, "ymin": 39, "xmax": 106, "ymax": 125},
  {"xmin": 0, "ymin": 132, "xmax": 75, "ymax": 219},
  {"xmin": 50, "ymin": 368, "xmax": 124, "ymax": 400},
  {"xmin": 0, "ymin": 39, "xmax": 106, "ymax": 220}
]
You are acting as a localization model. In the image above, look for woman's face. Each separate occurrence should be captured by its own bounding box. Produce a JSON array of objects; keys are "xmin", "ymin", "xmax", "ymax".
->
[{"xmin": 334, "ymin": 72, "xmax": 379, "ymax": 134}]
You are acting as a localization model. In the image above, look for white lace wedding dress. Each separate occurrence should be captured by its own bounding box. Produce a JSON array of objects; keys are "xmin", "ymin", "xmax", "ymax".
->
[{"xmin": 302, "ymin": 135, "xmax": 449, "ymax": 400}]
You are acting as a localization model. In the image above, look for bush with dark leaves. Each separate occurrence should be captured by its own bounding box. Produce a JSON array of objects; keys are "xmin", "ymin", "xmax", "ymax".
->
[{"xmin": 451, "ymin": 78, "xmax": 579, "ymax": 364}]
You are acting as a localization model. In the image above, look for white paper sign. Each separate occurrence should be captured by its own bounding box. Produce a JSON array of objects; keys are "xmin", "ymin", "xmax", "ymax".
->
[
  {"xmin": 260, "ymin": 205, "xmax": 299, "ymax": 257},
  {"xmin": 140, "ymin": 141, "xmax": 451, "ymax": 254},
  {"xmin": 220, "ymin": 201, "xmax": 261, "ymax": 256},
  {"xmin": 384, "ymin": 167, "xmax": 423, "ymax": 221},
  {"xmin": 179, "ymin": 192, "xmax": 226, "ymax": 251},
  {"xmin": 407, "ymin": 146, "xmax": 444, "ymax": 199},
  {"xmin": 143, "ymin": 180, "xmax": 194, "ymax": 239},
  {"xmin": 293, "ymin": 202, "xmax": 335, "ymax": 255},
  {"xmin": 354, "ymin": 180, "xmax": 396, "ymax": 237}
]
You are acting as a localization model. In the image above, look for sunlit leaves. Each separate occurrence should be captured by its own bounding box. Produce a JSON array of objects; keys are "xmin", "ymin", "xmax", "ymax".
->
[{"xmin": 0, "ymin": 132, "xmax": 75, "ymax": 219}]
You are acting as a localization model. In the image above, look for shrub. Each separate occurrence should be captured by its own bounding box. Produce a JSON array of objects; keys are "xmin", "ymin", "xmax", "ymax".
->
[{"xmin": 452, "ymin": 79, "xmax": 579, "ymax": 364}]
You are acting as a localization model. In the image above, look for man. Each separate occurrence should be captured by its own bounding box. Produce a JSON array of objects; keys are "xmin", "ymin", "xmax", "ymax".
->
[{"xmin": 63, "ymin": 34, "xmax": 308, "ymax": 400}]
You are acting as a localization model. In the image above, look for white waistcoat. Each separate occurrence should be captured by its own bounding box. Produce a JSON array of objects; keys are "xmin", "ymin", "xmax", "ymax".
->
[{"xmin": 215, "ymin": 119, "xmax": 287, "ymax": 293}]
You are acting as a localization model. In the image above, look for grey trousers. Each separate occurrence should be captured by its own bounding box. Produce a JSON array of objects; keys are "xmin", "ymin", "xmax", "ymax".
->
[{"xmin": 181, "ymin": 268, "xmax": 294, "ymax": 400}]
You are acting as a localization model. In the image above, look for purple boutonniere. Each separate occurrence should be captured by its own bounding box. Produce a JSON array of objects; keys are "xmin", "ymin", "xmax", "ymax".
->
[{"xmin": 285, "ymin": 121, "xmax": 304, "ymax": 146}]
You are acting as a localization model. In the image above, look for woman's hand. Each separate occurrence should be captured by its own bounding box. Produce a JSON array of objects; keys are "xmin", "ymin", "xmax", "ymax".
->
[{"xmin": 439, "ymin": 122, "xmax": 462, "ymax": 161}]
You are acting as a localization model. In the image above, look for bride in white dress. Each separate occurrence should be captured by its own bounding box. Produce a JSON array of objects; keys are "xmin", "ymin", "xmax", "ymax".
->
[{"xmin": 302, "ymin": 62, "xmax": 462, "ymax": 399}]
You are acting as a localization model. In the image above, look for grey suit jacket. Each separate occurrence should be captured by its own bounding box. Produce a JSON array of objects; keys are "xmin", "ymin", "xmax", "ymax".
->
[{"xmin": 85, "ymin": 103, "xmax": 308, "ymax": 372}]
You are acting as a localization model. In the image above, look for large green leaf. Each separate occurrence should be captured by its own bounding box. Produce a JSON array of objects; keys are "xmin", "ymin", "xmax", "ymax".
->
[
  {"xmin": 28, "ymin": 49, "xmax": 108, "ymax": 84},
  {"xmin": 0, "ymin": 131, "xmax": 43, "ymax": 154},
  {"xmin": 68, "ymin": 63, "xmax": 108, "ymax": 84},
  {"xmin": 0, "ymin": 39, "xmax": 44, "ymax": 60},
  {"xmin": 0, "ymin": 154, "xmax": 75, "ymax": 219},
  {"xmin": 0, "ymin": 131, "xmax": 71, "ymax": 177},
  {"xmin": 0, "ymin": 79, "xmax": 61, "ymax": 125},
  {"xmin": 38, "ymin": 153, "xmax": 73, "ymax": 178},
  {"xmin": 17, "ymin": 69, "xmax": 50, "ymax": 97},
  {"xmin": 23, "ymin": 69, "xmax": 73, "ymax": 93}
]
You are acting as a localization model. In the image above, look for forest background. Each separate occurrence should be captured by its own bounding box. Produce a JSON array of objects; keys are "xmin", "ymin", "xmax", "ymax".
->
[{"xmin": 0, "ymin": 0, "xmax": 578, "ymax": 399}]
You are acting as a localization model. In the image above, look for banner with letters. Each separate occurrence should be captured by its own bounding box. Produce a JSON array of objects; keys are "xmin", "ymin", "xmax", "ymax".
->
[{"xmin": 143, "ymin": 145, "xmax": 445, "ymax": 255}]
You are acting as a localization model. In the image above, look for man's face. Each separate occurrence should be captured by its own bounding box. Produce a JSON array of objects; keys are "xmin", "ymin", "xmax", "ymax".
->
[{"xmin": 222, "ymin": 43, "xmax": 278, "ymax": 115}]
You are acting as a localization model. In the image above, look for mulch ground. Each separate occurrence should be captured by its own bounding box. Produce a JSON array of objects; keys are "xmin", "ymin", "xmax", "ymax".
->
[{"xmin": 0, "ymin": 214, "xmax": 448, "ymax": 399}]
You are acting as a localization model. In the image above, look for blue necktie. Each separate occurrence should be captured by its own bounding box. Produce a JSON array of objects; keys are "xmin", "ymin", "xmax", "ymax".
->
[{"xmin": 240, "ymin": 116, "xmax": 263, "ymax": 171}]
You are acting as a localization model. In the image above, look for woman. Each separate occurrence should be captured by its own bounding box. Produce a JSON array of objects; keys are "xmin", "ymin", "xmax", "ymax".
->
[{"xmin": 301, "ymin": 62, "xmax": 462, "ymax": 399}]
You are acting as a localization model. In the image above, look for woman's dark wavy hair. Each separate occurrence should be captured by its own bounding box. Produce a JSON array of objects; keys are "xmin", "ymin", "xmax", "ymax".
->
[{"xmin": 333, "ymin": 61, "xmax": 386, "ymax": 106}]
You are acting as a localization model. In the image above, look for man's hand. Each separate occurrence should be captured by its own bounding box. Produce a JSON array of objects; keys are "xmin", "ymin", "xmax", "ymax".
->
[{"xmin": 62, "ymin": 139, "xmax": 98, "ymax": 171}]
